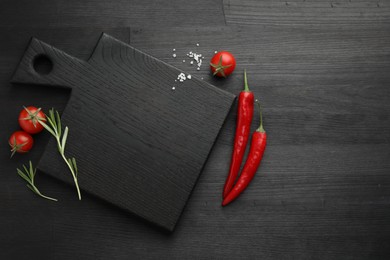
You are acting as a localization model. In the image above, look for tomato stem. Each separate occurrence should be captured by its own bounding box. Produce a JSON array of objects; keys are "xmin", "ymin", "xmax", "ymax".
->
[
  {"xmin": 210, "ymin": 54, "xmax": 232, "ymax": 78},
  {"xmin": 9, "ymin": 136, "xmax": 28, "ymax": 158}
]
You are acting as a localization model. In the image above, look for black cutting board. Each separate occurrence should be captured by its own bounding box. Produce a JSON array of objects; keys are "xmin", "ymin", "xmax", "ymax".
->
[{"xmin": 11, "ymin": 34, "xmax": 235, "ymax": 231}]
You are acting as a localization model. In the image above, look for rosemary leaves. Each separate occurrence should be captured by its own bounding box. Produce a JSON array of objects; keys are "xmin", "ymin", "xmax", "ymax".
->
[
  {"xmin": 39, "ymin": 109, "xmax": 81, "ymax": 200},
  {"xmin": 16, "ymin": 161, "xmax": 57, "ymax": 201}
]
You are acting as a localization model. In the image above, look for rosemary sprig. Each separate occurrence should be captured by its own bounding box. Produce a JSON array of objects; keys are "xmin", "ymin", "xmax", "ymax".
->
[
  {"xmin": 16, "ymin": 161, "xmax": 57, "ymax": 201},
  {"xmin": 38, "ymin": 109, "xmax": 81, "ymax": 200}
]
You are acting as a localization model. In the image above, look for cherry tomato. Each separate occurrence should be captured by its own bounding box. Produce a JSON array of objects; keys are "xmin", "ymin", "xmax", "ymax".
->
[
  {"xmin": 18, "ymin": 106, "xmax": 46, "ymax": 134},
  {"xmin": 9, "ymin": 131, "xmax": 34, "ymax": 157},
  {"xmin": 210, "ymin": 51, "xmax": 236, "ymax": 78}
]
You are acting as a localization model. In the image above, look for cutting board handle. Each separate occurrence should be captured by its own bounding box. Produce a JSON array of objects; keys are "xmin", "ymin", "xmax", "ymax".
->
[{"xmin": 11, "ymin": 37, "xmax": 82, "ymax": 89}]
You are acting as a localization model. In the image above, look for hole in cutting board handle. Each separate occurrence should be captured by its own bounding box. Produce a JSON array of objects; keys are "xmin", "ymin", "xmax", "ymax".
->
[{"xmin": 33, "ymin": 54, "xmax": 53, "ymax": 75}]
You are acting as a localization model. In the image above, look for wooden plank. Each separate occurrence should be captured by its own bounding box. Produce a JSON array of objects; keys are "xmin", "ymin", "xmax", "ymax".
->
[
  {"xmin": 11, "ymin": 34, "xmax": 235, "ymax": 231},
  {"xmin": 29, "ymin": 144, "xmax": 390, "ymax": 259},
  {"xmin": 0, "ymin": 0, "xmax": 225, "ymax": 27},
  {"xmin": 130, "ymin": 26, "xmax": 390, "ymax": 145},
  {"xmin": 1, "ymin": 21, "xmax": 390, "ymax": 259},
  {"xmin": 0, "ymin": 27, "xmax": 130, "ymax": 260},
  {"xmin": 122, "ymin": 26, "xmax": 390, "ymax": 257},
  {"xmin": 223, "ymin": 0, "xmax": 390, "ymax": 27}
]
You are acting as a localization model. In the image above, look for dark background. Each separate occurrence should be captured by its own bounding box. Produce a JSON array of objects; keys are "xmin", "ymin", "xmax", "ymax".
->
[{"xmin": 1, "ymin": 1, "xmax": 389, "ymax": 259}]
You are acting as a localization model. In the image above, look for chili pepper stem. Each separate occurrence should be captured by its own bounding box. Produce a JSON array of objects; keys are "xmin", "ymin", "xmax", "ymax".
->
[
  {"xmin": 244, "ymin": 70, "xmax": 250, "ymax": 92},
  {"xmin": 256, "ymin": 100, "xmax": 265, "ymax": 133}
]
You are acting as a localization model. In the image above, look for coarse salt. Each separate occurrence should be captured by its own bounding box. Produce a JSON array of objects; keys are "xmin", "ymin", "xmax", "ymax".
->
[
  {"xmin": 177, "ymin": 72, "xmax": 187, "ymax": 83},
  {"xmin": 186, "ymin": 51, "xmax": 203, "ymax": 69},
  {"xmin": 170, "ymin": 44, "xmax": 205, "ymax": 89}
]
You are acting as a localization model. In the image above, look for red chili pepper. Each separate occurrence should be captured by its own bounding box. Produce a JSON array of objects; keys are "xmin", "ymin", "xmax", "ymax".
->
[
  {"xmin": 223, "ymin": 71, "xmax": 254, "ymax": 198},
  {"xmin": 222, "ymin": 100, "xmax": 267, "ymax": 206}
]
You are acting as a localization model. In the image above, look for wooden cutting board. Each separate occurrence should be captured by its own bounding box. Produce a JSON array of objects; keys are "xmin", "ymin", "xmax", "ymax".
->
[{"xmin": 11, "ymin": 34, "xmax": 235, "ymax": 231}]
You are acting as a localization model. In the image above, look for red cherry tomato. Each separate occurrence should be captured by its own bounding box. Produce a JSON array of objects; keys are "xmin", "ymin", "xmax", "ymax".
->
[
  {"xmin": 210, "ymin": 51, "xmax": 236, "ymax": 78},
  {"xmin": 9, "ymin": 131, "xmax": 34, "ymax": 157},
  {"xmin": 18, "ymin": 106, "xmax": 46, "ymax": 134}
]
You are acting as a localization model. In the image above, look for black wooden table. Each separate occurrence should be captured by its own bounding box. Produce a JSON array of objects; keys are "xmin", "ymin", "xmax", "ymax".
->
[{"xmin": 1, "ymin": 1, "xmax": 390, "ymax": 259}]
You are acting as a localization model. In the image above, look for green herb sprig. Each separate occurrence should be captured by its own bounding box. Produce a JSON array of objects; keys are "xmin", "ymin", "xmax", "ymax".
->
[
  {"xmin": 17, "ymin": 161, "xmax": 57, "ymax": 201},
  {"xmin": 39, "ymin": 109, "xmax": 81, "ymax": 200}
]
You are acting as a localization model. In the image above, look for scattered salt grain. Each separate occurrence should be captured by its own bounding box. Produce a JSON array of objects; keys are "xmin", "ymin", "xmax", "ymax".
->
[
  {"xmin": 170, "ymin": 44, "xmax": 205, "ymax": 89},
  {"xmin": 186, "ymin": 50, "xmax": 203, "ymax": 69},
  {"xmin": 214, "ymin": 51, "xmax": 218, "ymax": 54},
  {"xmin": 177, "ymin": 72, "xmax": 187, "ymax": 83}
]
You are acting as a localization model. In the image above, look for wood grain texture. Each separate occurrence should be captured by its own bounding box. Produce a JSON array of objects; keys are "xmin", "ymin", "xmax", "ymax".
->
[
  {"xmin": 10, "ymin": 34, "xmax": 235, "ymax": 231},
  {"xmin": 0, "ymin": 0, "xmax": 390, "ymax": 257},
  {"xmin": 130, "ymin": 26, "xmax": 390, "ymax": 145},
  {"xmin": 0, "ymin": 0, "xmax": 226, "ymax": 28},
  {"xmin": 0, "ymin": 27, "xmax": 131, "ymax": 260},
  {"xmin": 223, "ymin": 0, "xmax": 390, "ymax": 27}
]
